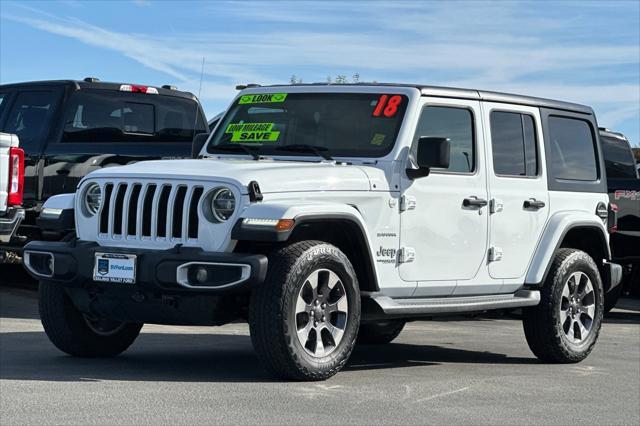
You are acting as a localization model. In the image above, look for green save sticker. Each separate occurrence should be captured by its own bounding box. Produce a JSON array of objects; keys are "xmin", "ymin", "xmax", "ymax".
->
[
  {"xmin": 238, "ymin": 93, "xmax": 288, "ymax": 104},
  {"xmin": 231, "ymin": 131, "xmax": 280, "ymax": 142}
]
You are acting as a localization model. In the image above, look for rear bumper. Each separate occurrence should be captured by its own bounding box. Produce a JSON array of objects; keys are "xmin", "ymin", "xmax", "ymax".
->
[
  {"xmin": 22, "ymin": 240, "xmax": 267, "ymax": 294},
  {"xmin": 0, "ymin": 207, "xmax": 25, "ymax": 243}
]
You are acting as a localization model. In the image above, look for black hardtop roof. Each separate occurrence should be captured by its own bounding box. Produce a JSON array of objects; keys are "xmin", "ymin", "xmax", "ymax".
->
[
  {"xmin": 0, "ymin": 79, "xmax": 198, "ymax": 100},
  {"xmin": 599, "ymin": 127, "xmax": 629, "ymax": 141},
  {"xmin": 259, "ymin": 82, "xmax": 594, "ymax": 115}
]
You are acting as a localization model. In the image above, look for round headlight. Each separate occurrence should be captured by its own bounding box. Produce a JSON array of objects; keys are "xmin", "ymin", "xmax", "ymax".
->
[
  {"xmin": 84, "ymin": 183, "xmax": 102, "ymax": 216},
  {"xmin": 211, "ymin": 187, "xmax": 235, "ymax": 222}
]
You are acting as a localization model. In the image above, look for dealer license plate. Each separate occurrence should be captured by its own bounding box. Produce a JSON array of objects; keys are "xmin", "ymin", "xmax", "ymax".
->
[{"xmin": 93, "ymin": 253, "xmax": 137, "ymax": 284}]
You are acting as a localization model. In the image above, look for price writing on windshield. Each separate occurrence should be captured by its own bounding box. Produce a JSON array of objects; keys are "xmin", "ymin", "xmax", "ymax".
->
[{"xmin": 372, "ymin": 95, "xmax": 403, "ymax": 117}]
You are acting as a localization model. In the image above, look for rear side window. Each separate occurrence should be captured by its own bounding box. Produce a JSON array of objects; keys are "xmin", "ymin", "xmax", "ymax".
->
[
  {"xmin": 3, "ymin": 91, "xmax": 58, "ymax": 152},
  {"xmin": 490, "ymin": 111, "xmax": 538, "ymax": 177},
  {"xmin": 548, "ymin": 116, "xmax": 598, "ymax": 181},
  {"xmin": 62, "ymin": 90, "xmax": 206, "ymax": 143},
  {"xmin": 413, "ymin": 106, "xmax": 475, "ymax": 173},
  {"xmin": 600, "ymin": 134, "xmax": 637, "ymax": 179}
]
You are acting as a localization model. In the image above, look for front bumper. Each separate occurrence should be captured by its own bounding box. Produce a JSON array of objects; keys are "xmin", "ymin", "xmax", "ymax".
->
[
  {"xmin": 0, "ymin": 207, "xmax": 25, "ymax": 243},
  {"xmin": 22, "ymin": 240, "xmax": 268, "ymax": 294}
]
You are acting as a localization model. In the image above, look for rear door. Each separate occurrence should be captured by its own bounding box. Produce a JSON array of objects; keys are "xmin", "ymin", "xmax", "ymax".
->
[
  {"xmin": 2, "ymin": 88, "xmax": 64, "ymax": 205},
  {"xmin": 483, "ymin": 103, "xmax": 548, "ymax": 285},
  {"xmin": 42, "ymin": 89, "xmax": 207, "ymax": 198}
]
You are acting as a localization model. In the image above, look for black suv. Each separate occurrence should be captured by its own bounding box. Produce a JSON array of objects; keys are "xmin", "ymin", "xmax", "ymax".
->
[
  {"xmin": 0, "ymin": 78, "xmax": 208, "ymax": 249},
  {"xmin": 600, "ymin": 128, "xmax": 640, "ymax": 309}
]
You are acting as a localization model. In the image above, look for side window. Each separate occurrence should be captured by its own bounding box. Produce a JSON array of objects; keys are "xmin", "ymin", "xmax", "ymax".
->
[
  {"xmin": 414, "ymin": 106, "xmax": 474, "ymax": 173},
  {"xmin": 548, "ymin": 116, "xmax": 598, "ymax": 181},
  {"xmin": 490, "ymin": 111, "xmax": 538, "ymax": 177},
  {"xmin": 4, "ymin": 91, "xmax": 58, "ymax": 152},
  {"xmin": 600, "ymin": 135, "xmax": 637, "ymax": 179}
]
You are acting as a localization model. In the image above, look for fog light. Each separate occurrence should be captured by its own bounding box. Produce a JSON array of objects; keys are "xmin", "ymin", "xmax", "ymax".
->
[
  {"xmin": 23, "ymin": 251, "xmax": 55, "ymax": 278},
  {"xmin": 195, "ymin": 267, "xmax": 208, "ymax": 284},
  {"xmin": 176, "ymin": 262, "xmax": 251, "ymax": 289}
]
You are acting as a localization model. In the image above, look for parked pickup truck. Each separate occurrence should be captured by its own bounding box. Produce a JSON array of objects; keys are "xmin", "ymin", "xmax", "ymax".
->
[
  {"xmin": 600, "ymin": 128, "xmax": 640, "ymax": 310},
  {"xmin": 0, "ymin": 133, "xmax": 24, "ymax": 245},
  {"xmin": 0, "ymin": 78, "xmax": 208, "ymax": 252}
]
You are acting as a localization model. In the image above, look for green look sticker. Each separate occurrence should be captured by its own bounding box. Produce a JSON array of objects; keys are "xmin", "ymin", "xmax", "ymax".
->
[
  {"xmin": 231, "ymin": 131, "xmax": 280, "ymax": 142},
  {"xmin": 238, "ymin": 93, "xmax": 288, "ymax": 104}
]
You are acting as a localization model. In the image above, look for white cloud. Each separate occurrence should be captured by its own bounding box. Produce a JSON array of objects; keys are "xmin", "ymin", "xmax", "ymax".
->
[{"xmin": 3, "ymin": 1, "xmax": 638, "ymax": 137}]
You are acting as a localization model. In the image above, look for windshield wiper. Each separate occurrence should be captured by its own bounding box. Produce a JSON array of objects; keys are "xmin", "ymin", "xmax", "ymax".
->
[
  {"xmin": 276, "ymin": 144, "xmax": 333, "ymax": 161},
  {"xmin": 210, "ymin": 143, "xmax": 260, "ymax": 161}
]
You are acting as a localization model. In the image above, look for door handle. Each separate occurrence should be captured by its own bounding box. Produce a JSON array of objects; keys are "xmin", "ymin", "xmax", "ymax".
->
[
  {"xmin": 56, "ymin": 169, "xmax": 70, "ymax": 176},
  {"xmin": 463, "ymin": 196, "xmax": 488, "ymax": 208},
  {"xmin": 523, "ymin": 198, "xmax": 546, "ymax": 209}
]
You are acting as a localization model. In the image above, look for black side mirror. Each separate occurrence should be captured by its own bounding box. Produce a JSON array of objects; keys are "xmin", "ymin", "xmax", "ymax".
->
[
  {"xmin": 191, "ymin": 133, "xmax": 210, "ymax": 159},
  {"xmin": 406, "ymin": 137, "xmax": 450, "ymax": 179}
]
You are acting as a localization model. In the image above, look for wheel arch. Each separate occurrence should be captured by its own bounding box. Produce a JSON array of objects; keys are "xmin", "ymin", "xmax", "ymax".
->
[
  {"xmin": 232, "ymin": 203, "xmax": 379, "ymax": 292},
  {"xmin": 526, "ymin": 211, "xmax": 611, "ymax": 289}
]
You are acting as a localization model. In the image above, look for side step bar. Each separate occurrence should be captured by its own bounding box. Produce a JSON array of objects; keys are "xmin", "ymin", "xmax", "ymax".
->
[{"xmin": 370, "ymin": 290, "xmax": 540, "ymax": 316}]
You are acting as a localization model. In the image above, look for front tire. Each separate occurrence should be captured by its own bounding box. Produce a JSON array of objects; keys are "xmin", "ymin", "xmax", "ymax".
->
[
  {"xmin": 39, "ymin": 281, "xmax": 142, "ymax": 357},
  {"xmin": 522, "ymin": 249, "xmax": 603, "ymax": 363},
  {"xmin": 249, "ymin": 241, "xmax": 361, "ymax": 381}
]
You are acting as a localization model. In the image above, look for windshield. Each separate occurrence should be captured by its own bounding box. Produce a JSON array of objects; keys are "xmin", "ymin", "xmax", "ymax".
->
[
  {"xmin": 207, "ymin": 92, "xmax": 408, "ymax": 158},
  {"xmin": 62, "ymin": 90, "xmax": 207, "ymax": 143}
]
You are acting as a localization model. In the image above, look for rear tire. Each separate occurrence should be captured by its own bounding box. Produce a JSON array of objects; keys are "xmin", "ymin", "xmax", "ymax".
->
[
  {"xmin": 357, "ymin": 320, "xmax": 406, "ymax": 344},
  {"xmin": 39, "ymin": 281, "xmax": 142, "ymax": 357},
  {"xmin": 522, "ymin": 249, "xmax": 603, "ymax": 363},
  {"xmin": 249, "ymin": 241, "xmax": 360, "ymax": 381}
]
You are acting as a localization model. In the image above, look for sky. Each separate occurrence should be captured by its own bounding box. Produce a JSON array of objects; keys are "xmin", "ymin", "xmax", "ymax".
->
[{"xmin": 1, "ymin": 0, "xmax": 639, "ymax": 146}]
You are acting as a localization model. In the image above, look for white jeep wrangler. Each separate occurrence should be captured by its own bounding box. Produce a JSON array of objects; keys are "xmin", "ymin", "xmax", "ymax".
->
[{"xmin": 24, "ymin": 84, "xmax": 623, "ymax": 380}]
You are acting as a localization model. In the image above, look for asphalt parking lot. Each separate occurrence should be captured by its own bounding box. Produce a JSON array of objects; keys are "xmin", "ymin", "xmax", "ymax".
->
[{"xmin": 0, "ymin": 277, "xmax": 639, "ymax": 425}]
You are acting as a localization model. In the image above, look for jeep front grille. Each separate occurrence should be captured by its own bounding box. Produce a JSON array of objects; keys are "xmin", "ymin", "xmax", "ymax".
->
[{"xmin": 98, "ymin": 182, "xmax": 203, "ymax": 242}]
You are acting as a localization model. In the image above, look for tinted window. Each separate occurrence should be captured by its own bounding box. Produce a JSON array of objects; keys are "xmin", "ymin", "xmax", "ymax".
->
[
  {"xmin": 0, "ymin": 93, "xmax": 7, "ymax": 116},
  {"xmin": 413, "ymin": 106, "xmax": 474, "ymax": 173},
  {"xmin": 600, "ymin": 134, "xmax": 637, "ymax": 179},
  {"xmin": 208, "ymin": 93, "xmax": 408, "ymax": 158},
  {"xmin": 62, "ymin": 90, "xmax": 206, "ymax": 143},
  {"xmin": 548, "ymin": 116, "xmax": 598, "ymax": 181},
  {"xmin": 4, "ymin": 91, "xmax": 58, "ymax": 152},
  {"xmin": 491, "ymin": 111, "xmax": 538, "ymax": 176},
  {"xmin": 523, "ymin": 115, "xmax": 537, "ymax": 175}
]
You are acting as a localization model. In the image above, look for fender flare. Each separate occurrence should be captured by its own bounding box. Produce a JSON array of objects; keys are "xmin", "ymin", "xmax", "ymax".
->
[
  {"xmin": 525, "ymin": 211, "xmax": 610, "ymax": 286},
  {"xmin": 37, "ymin": 194, "xmax": 75, "ymax": 231},
  {"xmin": 232, "ymin": 202, "xmax": 379, "ymax": 290}
]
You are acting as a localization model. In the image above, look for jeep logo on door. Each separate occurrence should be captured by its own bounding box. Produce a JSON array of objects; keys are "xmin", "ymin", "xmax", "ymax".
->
[{"xmin": 97, "ymin": 259, "xmax": 109, "ymax": 275}]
